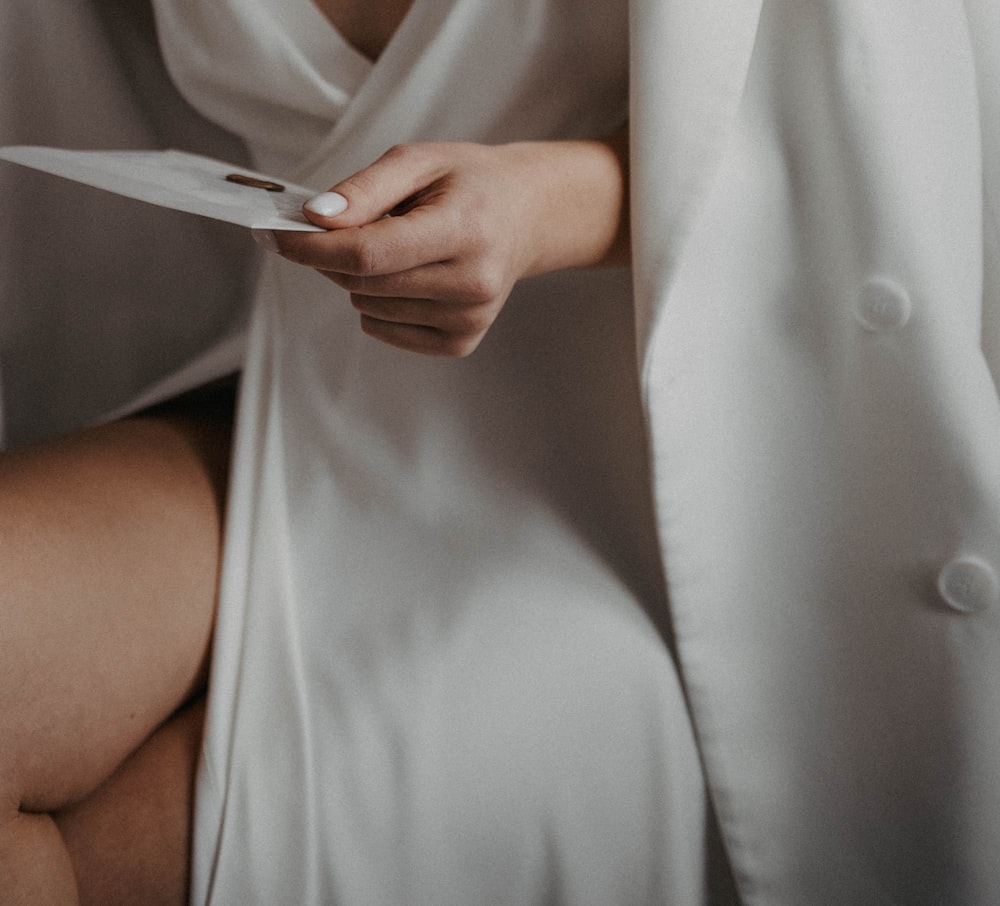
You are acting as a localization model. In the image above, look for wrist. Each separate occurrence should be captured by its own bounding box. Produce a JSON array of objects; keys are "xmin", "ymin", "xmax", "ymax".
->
[{"xmin": 499, "ymin": 133, "xmax": 629, "ymax": 279}]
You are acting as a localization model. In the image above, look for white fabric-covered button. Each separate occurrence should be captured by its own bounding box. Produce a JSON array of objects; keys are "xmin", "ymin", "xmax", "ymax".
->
[
  {"xmin": 855, "ymin": 276, "xmax": 912, "ymax": 331},
  {"xmin": 938, "ymin": 556, "xmax": 999, "ymax": 614}
]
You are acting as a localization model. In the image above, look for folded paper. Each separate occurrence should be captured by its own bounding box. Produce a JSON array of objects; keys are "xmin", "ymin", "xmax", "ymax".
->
[{"xmin": 0, "ymin": 146, "xmax": 325, "ymax": 231}]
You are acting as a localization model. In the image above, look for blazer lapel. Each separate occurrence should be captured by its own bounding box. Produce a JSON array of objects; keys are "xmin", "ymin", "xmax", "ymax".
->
[{"xmin": 630, "ymin": 0, "xmax": 764, "ymax": 358}]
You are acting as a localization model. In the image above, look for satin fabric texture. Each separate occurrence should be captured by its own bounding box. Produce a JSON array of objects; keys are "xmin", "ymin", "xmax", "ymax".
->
[{"xmin": 153, "ymin": 0, "xmax": 722, "ymax": 903}]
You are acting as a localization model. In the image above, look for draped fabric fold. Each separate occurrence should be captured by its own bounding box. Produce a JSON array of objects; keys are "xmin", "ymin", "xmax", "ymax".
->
[{"xmin": 154, "ymin": 2, "xmax": 724, "ymax": 903}]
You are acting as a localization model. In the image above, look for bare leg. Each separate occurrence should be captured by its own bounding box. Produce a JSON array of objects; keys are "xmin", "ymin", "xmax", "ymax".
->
[
  {"xmin": 0, "ymin": 385, "xmax": 232, "ymax": 904},
  {"xmin": 55, "ymin": 697, "xmax": 206, "ymax": 906}
]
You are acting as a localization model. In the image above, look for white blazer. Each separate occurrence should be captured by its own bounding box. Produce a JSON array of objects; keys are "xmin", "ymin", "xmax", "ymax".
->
[{"xmin": 632, "ymin": 1, "xmax": 1000, "ymax": 901}]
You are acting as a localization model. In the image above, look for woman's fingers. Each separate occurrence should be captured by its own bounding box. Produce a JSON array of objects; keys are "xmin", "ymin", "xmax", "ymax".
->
[
  {"xmin": 277, "ymin": 204, "xmax": 461, "ymax": 276},
  {"xmin": 318, "ymin": 258, "xmax": 508, "ymax": 305},
  {"xmin": 267, "ymin": 218, "xmax": 509, "ymax": 354},
  {"xmin": 357, "ymin": 316, "xmax": 481, "ymax": 358},
  {"xmin": 257, "ymin": 141, "xmax": 582, "ymax": 356},
  {"xmin": 348, "ymin": 290, "xmax": 495, "ymax": 334},
  {"xmin": 302, "ymin": 143, "xmax": 451, "ymax": 230}
]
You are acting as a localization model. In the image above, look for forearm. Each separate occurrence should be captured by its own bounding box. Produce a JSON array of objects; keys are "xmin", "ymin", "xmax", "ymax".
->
[{"xmin": 500, "ymin": 129, "xmax": 630, "ymax": 277}]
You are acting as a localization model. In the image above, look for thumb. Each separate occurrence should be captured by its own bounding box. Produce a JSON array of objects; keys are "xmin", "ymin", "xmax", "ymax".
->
[{"xmin": 302, "ymin": 144, "xmax": 445, "ymax": 229}]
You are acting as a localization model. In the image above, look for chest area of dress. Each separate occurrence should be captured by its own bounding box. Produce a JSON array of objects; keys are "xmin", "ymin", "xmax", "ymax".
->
[
  {"xmin": 158, "ymin": 0, "xmax": 628, "ymax": 94},
  {"xmin": 311, "ymin": 0, "xmax": 413, "ymax": 62},
  {"xmin": 154, "ymin": 0, "xmax": 629, "ymax": 177}
]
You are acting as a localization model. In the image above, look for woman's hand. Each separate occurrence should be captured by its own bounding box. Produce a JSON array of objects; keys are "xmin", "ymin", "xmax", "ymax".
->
[{"xmin": 258, "ymin": 136, "xmax": 628, "ymax": 356}]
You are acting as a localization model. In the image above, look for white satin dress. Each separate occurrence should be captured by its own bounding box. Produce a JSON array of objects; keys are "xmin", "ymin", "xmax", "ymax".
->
[{"xmin": 151, "ymin": 1, "xmax": 717, "ymax": 903}]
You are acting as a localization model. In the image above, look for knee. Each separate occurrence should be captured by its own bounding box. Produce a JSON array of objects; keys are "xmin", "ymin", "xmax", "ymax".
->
[{"xmin": 0, "ymin": 808, "xmax": 80, "ymax": 904}]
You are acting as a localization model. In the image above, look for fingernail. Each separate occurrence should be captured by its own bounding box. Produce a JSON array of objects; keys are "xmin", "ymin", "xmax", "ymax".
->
[
  {"xmin": 304, "ymin": 191, "xmax": 349, "ymax": 218},
  {"xmin": 251, "ymin": 228, "xmax": 280, "ymax": 252}
]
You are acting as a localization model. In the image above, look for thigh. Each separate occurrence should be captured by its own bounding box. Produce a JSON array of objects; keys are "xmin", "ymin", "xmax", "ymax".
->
[
  {"xmin": 0, "ymin": 389, "xmax": 232, "ymax": 814},
  {"xmin": 56, "ymin": 696, "xmax": 207, "ymax": 906}
]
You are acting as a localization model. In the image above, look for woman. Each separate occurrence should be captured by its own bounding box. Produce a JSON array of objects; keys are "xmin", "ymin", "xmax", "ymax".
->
[
  {"xmin": 152, "ymin": 1, "xmax": 719, "ymax": 903},
  {"xmin": 3, "ymin": 1, "xmax": 1000, "ymax": 904},
  {"xmin": 5, "ymin": 0, "xmax": 713, "ymax": 902}
]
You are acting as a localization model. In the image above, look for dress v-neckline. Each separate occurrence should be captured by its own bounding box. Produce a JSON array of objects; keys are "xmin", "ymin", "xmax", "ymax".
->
[
  {"xmin": 287, "ymin": 0, "xmax": 376, "ymax": 87},
  {"xmin": 310, "ymin": 0, "xmax": 416, "ymax": 64},
  {"xmin": 301, "ymin": 0, "xmax": 421, "ymax": 72},
  {"xmin": 280, "ymin": 0, "xmax": 428, "ymax": 123},
  {"xmin": 288, "ymin": 0, "xmax": 448, "ymax": 180}
]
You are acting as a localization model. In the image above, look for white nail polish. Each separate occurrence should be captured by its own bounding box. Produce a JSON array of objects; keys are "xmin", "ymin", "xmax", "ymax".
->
[
  {"xmin": 251, "ymin": 228, "xmax": 280, "ymax": 252},
  {"xmin": 304, "ymin": 192, "xmax": 349, "ymax": 218}
]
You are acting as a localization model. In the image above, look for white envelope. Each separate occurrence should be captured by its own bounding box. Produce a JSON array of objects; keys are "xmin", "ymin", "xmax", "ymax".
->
[{"xmin": 0, "ymin": 146, "xmax": 325, "ymax": 232}]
